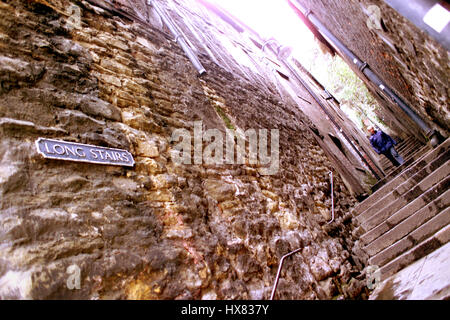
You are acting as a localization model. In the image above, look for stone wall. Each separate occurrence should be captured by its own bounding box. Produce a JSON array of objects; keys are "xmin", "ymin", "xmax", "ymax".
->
[
  {"xmin": 0, "ymin": 0, "xmax": 366, "ymax": 299},
  {"xmin": 295, "ymin": 0, "xmax": 449, "ymax": 139}
]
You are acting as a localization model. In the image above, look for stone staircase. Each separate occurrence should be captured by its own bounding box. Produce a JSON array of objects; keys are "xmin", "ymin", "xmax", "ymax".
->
[
  {"xmin": 378, "ymin": 136, "xmax": 431, "ymax": 178},
  {"xmin": 351, "ymin": 137, "xmax": 450, "ymax": 298},
  {"xmin": 372, "ymin": 141, "xmax": 432, "ymax": 193}
]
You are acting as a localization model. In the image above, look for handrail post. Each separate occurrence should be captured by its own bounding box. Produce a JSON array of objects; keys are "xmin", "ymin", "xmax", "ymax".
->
[
  {"xmin": 270, "ymin": 247, "xmax": 303, "ymax": 300},
  {"xmin": 327, "ymin": 171, "xmax": 334, "ymax": 224}
]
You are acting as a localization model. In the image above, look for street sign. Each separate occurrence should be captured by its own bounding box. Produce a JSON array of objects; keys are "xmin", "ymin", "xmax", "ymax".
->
[{"xmin": 35, "ymin": 138, "xmax": 135, "ymax": 167}]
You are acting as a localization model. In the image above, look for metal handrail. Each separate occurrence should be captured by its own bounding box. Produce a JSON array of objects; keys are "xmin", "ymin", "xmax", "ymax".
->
[
  {"xmin": 270, "ymin": 247, "xmax": 303, "ymax": 300},
  {"xmin": 327, "ymin": 171, "xmax": 334, "ymax": 224}
]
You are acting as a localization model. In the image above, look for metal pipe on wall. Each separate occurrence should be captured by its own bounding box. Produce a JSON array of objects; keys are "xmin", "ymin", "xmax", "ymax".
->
[
  {"xmin": 147, "ymin": 0, "xmax": 206, "ymax": 75},
  {"xmin": 288, "ymin": 0, "xmax": 443, "ymax": 147}
]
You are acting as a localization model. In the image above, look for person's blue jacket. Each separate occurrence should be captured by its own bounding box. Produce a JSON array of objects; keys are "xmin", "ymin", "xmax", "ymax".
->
[{"xmin": 370, "ymin": 130, "xmax": 397, "ymax": 154}]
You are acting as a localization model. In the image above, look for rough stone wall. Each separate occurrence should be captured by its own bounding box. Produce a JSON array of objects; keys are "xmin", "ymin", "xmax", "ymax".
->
[
  {"xmin": 0, "ymin": 0, "xmax": 366, "ymax": 299},
  {"xmin": 296, "ymin": 0, "xmax": 449, "ymax": 138}
]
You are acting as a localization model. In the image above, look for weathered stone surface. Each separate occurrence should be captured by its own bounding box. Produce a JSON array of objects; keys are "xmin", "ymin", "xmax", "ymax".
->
[
  {"xmin": 0, "ymin": 0, "xmax": 363, "ymax": 300},
  {"xmin": 0, "ymin": 56, "xmax": 45, "ymax": 93},
  {"xmin": 370, "ymin": 242, "xmax": 450, "ymax": 300},
  {"xmin": 136, "ymin": 136, "xmax": 159, "ymax": 158},
  {"xmin": 80, "ymin": 96, "xmax": 122, "ymax": 121}
]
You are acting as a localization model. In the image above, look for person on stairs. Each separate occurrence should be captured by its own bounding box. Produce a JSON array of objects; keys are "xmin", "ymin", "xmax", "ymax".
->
[{"xmin": 368, "ymin": 126, "xmax": 404, "ymax": 167}]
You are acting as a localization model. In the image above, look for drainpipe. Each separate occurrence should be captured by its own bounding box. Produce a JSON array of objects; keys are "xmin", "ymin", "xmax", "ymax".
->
[
  {"xmin": 147, "ymin": 0, "xmax": 206, "ymax": 75},
  {"xmin": 288, "ymin": 0, "xmax": 443, "ymax": 147},
  {"xmin": 384, "ymin": 0, "xmax": 450, "ymax": 52}
]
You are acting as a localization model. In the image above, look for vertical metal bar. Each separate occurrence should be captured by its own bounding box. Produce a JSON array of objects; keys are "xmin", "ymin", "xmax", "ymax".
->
[{"xmin": 327, "ymin": 171, "xmax": 334, "ymax": 224}]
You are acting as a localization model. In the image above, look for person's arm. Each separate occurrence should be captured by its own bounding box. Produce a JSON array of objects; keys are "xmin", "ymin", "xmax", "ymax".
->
[
  {"xmin": 392, "ymin": 136, "xmax": 397, "ymax": 145},
  {"xmin": 370, "ymin": 137, "xmax": 381, "ymax": 154},
  {"xmin": 382, "ymin": 131, "xmax": 397, "ymax": 146}
]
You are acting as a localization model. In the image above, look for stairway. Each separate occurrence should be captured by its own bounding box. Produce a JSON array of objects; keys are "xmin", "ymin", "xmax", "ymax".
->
[
  {"xmin": 372, "ymin": 140, "xmax": 432, "ymax": 193},
  {"xmin": 351, "ymin": 137, "xmax": 450, "ymax": 299},
  {"xmin": 378, "ymin": 136, "xmax": 431, "ymax": 178}
]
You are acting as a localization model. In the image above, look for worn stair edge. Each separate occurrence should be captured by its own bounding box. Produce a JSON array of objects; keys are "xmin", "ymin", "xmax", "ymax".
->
[
  {"xmin": 395, "ymin": 153, "xmax": 450, "ymax": 196},
  {"xmin": 382, "ymin": 144, "xmax": 432, "ymax": 177},
  {"xmin": 361, "ymin": 188, "xmax": 450, "ymax": 248},
  {"xmin": 374, "ymin": 144, "xmax": 432, "ymax": 190},
  {"xmin": 355, "ymin": 151, "xmax": 450, "ymax": 228},
  {"xmin": 381, "ymin": 142, "xmax": 429, "ymax": 172},
  {"xmin": 372, "ymin": 143, "xmax": 439, "ymax": 192},
  {"xmin": 363, "ymin": 189, "xmax": 450, "ymax": 256},
  {"xmin": 396, "ymin": 140, "xmax": 417, "ymax": 152},
  {"xmin": 369, "ymin": 242, "xmax": 450, "ymax": 300},
  {"xmin": 356, "ymin": 160, "xmax": 450, "ymax": 232},
  {"xmin": 360, "ymin": 167, "xmax": 450, "ymax": 232},
  {"xmin": 384, "ymin": 142, "xmax": 420, "ymax": 165},
  {"xmin": 368, "ymin": 207, "xmax": 450, "ymax": 267},
  {"xmin": 351, "ymin": 138, "xmax": 449, "ymax": 217},
  {"xmin": 379, "ymin": 138, "xmax": 418, "ymax": 161},
  {"xmin": 377, "ymin": 223, "xmax": 450, "ymax": 281},
  {"xmin": 399, "ymin": 141, "xmax": 425, "ymax": 156}
]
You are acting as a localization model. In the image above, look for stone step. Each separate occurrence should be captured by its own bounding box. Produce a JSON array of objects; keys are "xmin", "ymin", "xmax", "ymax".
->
[
  {"xmin": 378, "ymin": 140, "xmax": 422, "ymax": 165},
  {"xmin": 362, "ymin": 188, "xmax": 450, "ymax": 254},
  {"xmin": 394, "ymin": 137, "xmax": 415, "ymax": 149},
  {"xmin": 395, "ymin": 141, "xmax": 410, "ymax": 150},
  {"xmin": 376, "ymin": 223, "xmax": 450, "ymax": 280},
  {"xmin": 356, "ymin": 152, "xmax": 449, "ymax": 224},
  {"xmin": 372, "ymin": 143, "xmax": 437, "ymax": 192},
  {"xmin": 379, "ymin": 144, "xmax": 431, "ymax": 184},
  {"xmin": 361, "ymin": 172, "xmax": 450, "ymax": 233},
  {"xmin": 394, "ymin": 155, "xmax": 450, "ymax": 196},
  {"xmin": 384, "ymin": 143, "xmax": 418, "ymax": 164},
  {"xmin": 351, "ymin": 138, "xmax": 449, "ymax": 217},
  {"xmin": 356, "ymin": 160, "xmax": 450, "ymax": 229},
  {"xmin": 369, "ymin": 242, "xmax": 450, "ymax": 300},
  {"xmin": 383, "ymin": 143, "xmax": 432, "ymax": 176},
  {"xmin": 400, "ymin": 141, "xmax": 423, "ymax": 155},
  {"xmin": 368, "ymin": 206, "xmax": 450, "ymax": 267}
]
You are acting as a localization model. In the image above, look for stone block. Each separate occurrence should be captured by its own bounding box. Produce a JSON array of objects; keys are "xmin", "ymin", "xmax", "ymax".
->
[
  {"xmin": 146, "ymin": 190, "xmax": 174, "ymax": 202},
  {"xmin": 80, "ymin": 96, "xmax": 121, "ymax": 121},
  {"xmin": 135, "ymin": 157, "xmax": 165, "ymax": 175},
  {"xmin": 203, "ymin": 179, "xmax": 236, "ymax": 202},
  {"xmin": 99, "ymin": 58, "xmax": 133, "ymax": 76},
  {"xmin": 121, "ymin": 110, "xmax": 162, "ymax": 133},
  {"xmin": 136, "ymin": 138, "xmax": 159, "ymax": 158},
  {"xmin": 97, "ymin": 73, "xmax": 122, "ymax": 87}
]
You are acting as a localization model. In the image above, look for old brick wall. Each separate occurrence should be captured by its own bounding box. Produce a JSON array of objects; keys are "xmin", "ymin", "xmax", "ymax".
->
[
  {"xmin": 295, "ymin": 0, "xmax": 449, "ymax": 139},
  {"xmin": 0, "ymin": 0, "xmax": 366, "ymax": 299}
]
